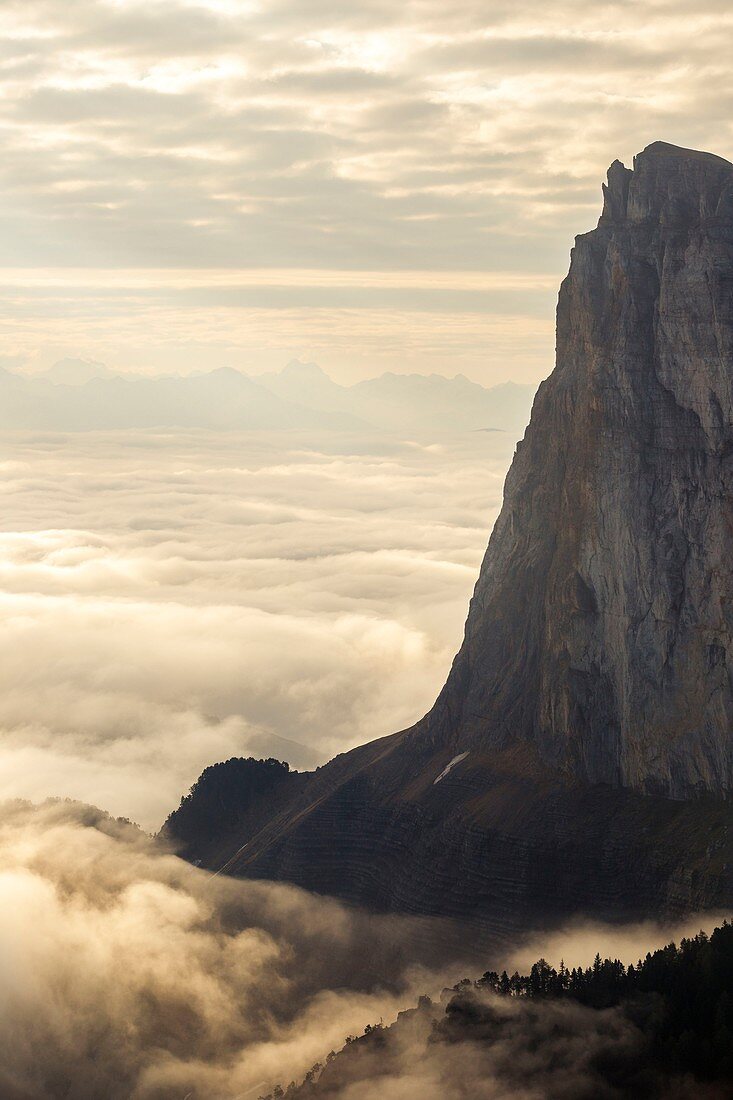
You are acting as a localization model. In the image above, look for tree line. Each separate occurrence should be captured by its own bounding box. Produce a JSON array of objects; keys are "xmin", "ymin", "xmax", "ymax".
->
[{"xmin": 260, "ymin": 918, "xmax": 733, "ymax": 1098}]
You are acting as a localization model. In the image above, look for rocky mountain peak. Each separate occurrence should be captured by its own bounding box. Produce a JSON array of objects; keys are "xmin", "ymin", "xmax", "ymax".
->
[{"xmin": 601, "ymin": 141, "xmax": 733, "ymax": 227}]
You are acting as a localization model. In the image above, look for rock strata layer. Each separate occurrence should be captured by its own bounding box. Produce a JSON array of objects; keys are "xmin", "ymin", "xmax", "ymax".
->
[{"xmin": 165, "ymin": 143, "xmax": 733, "ymax": 940}]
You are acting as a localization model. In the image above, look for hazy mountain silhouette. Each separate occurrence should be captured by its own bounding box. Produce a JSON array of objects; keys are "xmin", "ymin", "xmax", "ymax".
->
[
  {"xmin": 35, "ymin": 357, "xmax": 116, "ymax": 385},
  {"xmin": 257, "ymin": 360, "xmax": 535, "ymax": 434},
  {"xmin": 0, "ymin": 361, "xmax": 535, "ymax": 434}
]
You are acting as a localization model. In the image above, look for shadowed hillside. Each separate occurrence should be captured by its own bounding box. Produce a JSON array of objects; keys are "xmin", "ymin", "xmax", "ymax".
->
[{"xmin": 268, "ymin": 920, "xmax": 733, "ymax": 1099}]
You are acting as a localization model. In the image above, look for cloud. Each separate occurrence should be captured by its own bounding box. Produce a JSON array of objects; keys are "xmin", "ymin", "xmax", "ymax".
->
[
  {"xmin": 269, "ymin": 916, "xmax": 732, "ymax": 1100},
  {"xmin": 282, "ymin": 994, "xmax": 650, "ymax": 1100},
  {"xmin": 0, "ymin": 798, "xmax": 722, "ymax": 1100},
  {"xmin": 0, "ymin": 427, "xmax": 514, "ymax": 828},
  {"xmin": 0, "ymin": 0, "xmax": 730, "ymax": 380},
  {"xmin": 0, "ymin": 798, "xmax": 465, "ymax": 1099}
]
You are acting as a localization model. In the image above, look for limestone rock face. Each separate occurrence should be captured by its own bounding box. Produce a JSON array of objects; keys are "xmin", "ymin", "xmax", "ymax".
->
[{"xmin": 427, "ymin": 140, "xmax": 733, "ymax": 798}]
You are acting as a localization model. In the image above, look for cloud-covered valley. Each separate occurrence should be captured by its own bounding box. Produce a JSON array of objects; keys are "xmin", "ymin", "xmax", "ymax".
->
[
  {"xmin": 3, "ymin": 423, "xmax": 721, "ymax": 1100},
  {"xmin": 0, "ymin": 426, "xmax": 516, "ymax": 828}
]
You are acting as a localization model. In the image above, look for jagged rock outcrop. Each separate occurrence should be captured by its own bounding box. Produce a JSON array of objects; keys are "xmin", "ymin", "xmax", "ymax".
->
[{"xmin": 165, "ymin": 143, "xmax": 733, "ymax": 942}]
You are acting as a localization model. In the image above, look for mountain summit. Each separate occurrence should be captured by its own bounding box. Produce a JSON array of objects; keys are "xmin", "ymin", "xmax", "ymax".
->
[{"xmin": 166, "ymin": 143, "xmax": 733, "ymax": 940}]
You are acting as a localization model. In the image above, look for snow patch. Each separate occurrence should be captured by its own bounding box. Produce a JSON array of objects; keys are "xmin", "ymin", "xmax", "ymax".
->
[{"xmin": 433, "ymin": 751, "xmax": 469, "ymax": 785}]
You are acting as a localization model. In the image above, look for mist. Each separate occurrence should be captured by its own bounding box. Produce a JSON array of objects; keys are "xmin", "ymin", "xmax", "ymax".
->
[
  {"xmin": 0, "ymin": 798, "xmax": 475, "ymax": 1099},
  {"xmin": 0, "ymin": 427, "xmax": 515, "ymax": 828},
  {"xmin": 0, "ymin": 798, "xmax": 721, "ymax": 1100}
]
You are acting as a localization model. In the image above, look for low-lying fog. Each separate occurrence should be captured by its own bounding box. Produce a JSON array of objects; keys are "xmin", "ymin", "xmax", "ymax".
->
[
  {"xmin": 5, "ymin": 425, "xmax": 723, "ymax": 1099},
  {"xmin": 0, "ymin": 427, "xmax": 516, "ymax": 829},
  {"xmin": 0, "ymin": 800, "xmax": 721, "ymax": 1100}
]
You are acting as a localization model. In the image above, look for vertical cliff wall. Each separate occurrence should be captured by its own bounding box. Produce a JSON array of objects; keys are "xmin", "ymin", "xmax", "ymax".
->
[{"xmin": 426, "ymin": 141, "xmax": 733, "ymax": 798}]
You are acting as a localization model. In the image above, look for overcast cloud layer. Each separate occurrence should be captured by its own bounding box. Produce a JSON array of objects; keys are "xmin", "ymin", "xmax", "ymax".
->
[
  {"xmin": 0, "ymin": 0, "xmax": 732, "ymax": 379},
  {"xmin": 0, "ymin": 427, "xmax": 515, "ymax": 829}
]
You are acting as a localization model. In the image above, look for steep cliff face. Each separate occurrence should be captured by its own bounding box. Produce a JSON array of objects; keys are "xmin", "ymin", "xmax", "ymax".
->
[
  {"xmin": 165, "ymin": 143, "xmax": 733, "ymax": 938},
  {"xmin": 427, "ymin": 140, "xmax": 733, "ymax": 798}
]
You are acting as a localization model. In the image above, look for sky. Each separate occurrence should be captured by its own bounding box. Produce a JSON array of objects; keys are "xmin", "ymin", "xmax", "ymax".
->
[{"xmin": 0, "ymin": 0, "xmax": 732, "ymax": 382}]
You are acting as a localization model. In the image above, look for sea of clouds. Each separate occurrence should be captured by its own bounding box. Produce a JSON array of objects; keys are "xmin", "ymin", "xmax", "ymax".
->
[
  {"xmin": 1, "ymin": 424, "xmax": 725, "ymax": 1099},
  {"xmin": 0, "ymin": 426, "xmax": 515, "ymax": 829},
  {"xmin": 0, "ymin": 424, "xmax": 531, "ymax": 1098}
]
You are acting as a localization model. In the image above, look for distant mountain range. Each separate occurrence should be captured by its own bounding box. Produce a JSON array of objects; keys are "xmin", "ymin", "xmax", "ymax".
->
[
  {"xmin": 0, "ymin": 358, "xmax": 536, "ymax": 435},
  {"xmin": 255, "ymin": 360, "xmax": 535, "ymax": 434}
]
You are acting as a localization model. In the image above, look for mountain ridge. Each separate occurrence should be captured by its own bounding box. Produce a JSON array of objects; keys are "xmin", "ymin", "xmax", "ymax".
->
[
  {"xmin": 0, "ymin": 361, "xmax": 535, "ymax": 435},
  {"xmin": 164, "ymin": 141, "xmax": 733, "ymax": 944}
]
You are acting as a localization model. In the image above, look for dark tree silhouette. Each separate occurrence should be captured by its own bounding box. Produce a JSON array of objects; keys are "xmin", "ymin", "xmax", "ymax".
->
[{"xmin": 261, "ymin": 919, "xmax": 733, "ymax": 1099}]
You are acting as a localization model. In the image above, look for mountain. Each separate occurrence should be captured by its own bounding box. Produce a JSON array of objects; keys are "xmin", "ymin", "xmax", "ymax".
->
[
  {"xmin": 426, "ymin": 141, "xmax": 733, "ymax": 800},
  {"xmin": 0, "ymin": 365, "xmax": 360, "ymax": 431},
  {"xmin": 36, "ymin": 357, "xmax": 115, "ymax": 385},
  {"xmin": 255, "ymin": 360, "xmax": 352, "ymax": 415},
  {"xmin": 257, "ymin": 360, "xmax": 535, "ymax": 434},
  {"xmin": 0, "ymin": 359, "xmax": 534, "ymax": 434},
  {"xmin": 165, "ymin": 143, "xmax": 733, "ymax": 944},
  {"xmin": 352, "ymin": 373, "xmax": 533, "ymax": 433}
]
